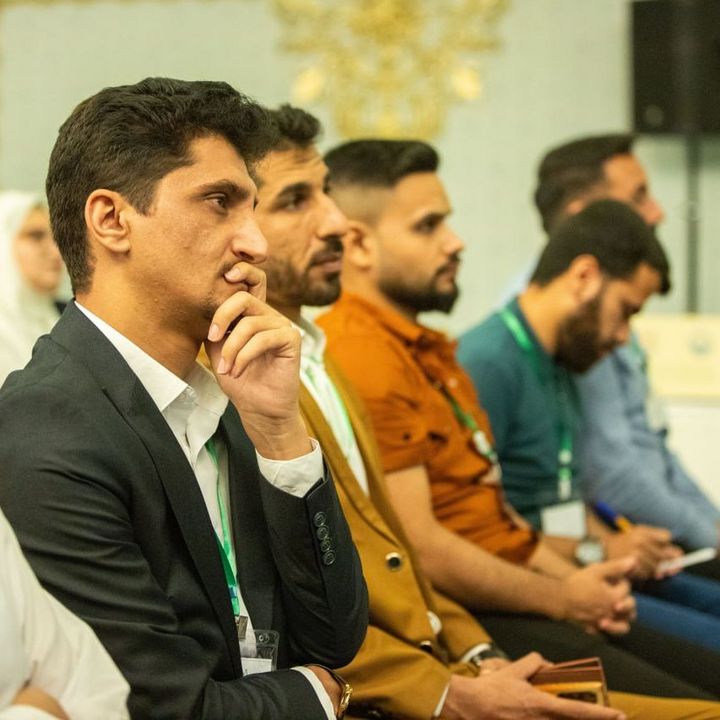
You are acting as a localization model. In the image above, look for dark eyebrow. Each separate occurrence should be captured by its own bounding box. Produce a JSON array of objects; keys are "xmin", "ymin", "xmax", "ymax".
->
[
  {"xmin": 272, "ymin": 181, "xmax": 311, "ymax": 208},
  {"xmin": 194, "ymin": 179, "xmax": 254, "ymax": 203},
  {"xmin": 413, "ymin": 210, "xmax": 448, "ymax": 228}
]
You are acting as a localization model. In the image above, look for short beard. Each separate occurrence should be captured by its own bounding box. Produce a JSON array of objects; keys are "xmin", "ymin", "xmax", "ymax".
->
[
  {"xmin": 555, "ymin": 293, "xmax": 607, "ymax": 373},
  {"xmin": 264, "ymin": 237, "xmax": 344, "ymax": 308},
  {"xmin": 379, "ymin": 261, "xmax": 460, "ymax": 315}
]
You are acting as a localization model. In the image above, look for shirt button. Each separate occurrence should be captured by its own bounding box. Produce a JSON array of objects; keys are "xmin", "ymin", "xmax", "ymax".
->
[
  {"xmin": 385, "ymin": 552, "xmax": 403, "ymax": 571},
  {"xmin": 313, "ymin": 511, "xmax": 327, "ymax": 527},
  {"xmin": 316, "ymin": 526, "xmax": 330, "ymax": 541},
  {"xmin": 322, "ymin": 550, "xmax": 336, "ymax": 566},
  {"xmin": 320, "ymin": 538, "xmax": 332, "ymax": 552}
]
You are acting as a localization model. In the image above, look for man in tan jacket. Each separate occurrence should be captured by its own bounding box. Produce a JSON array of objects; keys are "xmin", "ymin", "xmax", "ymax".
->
[{"xmin": 251, "ymin": 103, "xmax": 720, "ymax": 719}]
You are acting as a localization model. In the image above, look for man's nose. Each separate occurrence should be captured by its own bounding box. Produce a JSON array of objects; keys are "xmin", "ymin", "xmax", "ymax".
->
[
  {"xmin": 443, "ymin": 226, "xmax": 465, "ymax": 256},
  {"xmin": 317, "ymin": 194, "xmax": 349, "ymax": 239},
  {"xmin": 644, "ymin": 196, "xmax": 665, "ymax": 228},
  {"xmin": 232, "ymin": 218, "xmax": 268, "ymax": 264}
]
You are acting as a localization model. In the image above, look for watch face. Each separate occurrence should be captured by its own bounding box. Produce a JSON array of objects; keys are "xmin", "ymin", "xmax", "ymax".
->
[{"xmin": 576, "ymin": 539, "xmax": 605, "ymax": 566}]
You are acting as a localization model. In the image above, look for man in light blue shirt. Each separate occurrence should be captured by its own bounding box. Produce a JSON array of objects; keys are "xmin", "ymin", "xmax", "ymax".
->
[
  {"xmin": 576, "ymin": 342, "xmax": 720, "ymax": 550},
  {"xmin": 535, "ymin": 134, "xmax": 720, "ymax": 556}
]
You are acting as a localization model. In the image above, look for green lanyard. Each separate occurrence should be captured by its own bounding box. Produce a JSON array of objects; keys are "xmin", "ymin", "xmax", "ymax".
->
[
  {"xmin": 205, "ymin": 437, "xmax": 247, "ymax": 640},
  {"xmin": 439, "ymin": 385, "xmax": 499, "ymax": 466},
  {"xmin": 499, "ymin": 306, "xmax": 574, "ymax": 501}
]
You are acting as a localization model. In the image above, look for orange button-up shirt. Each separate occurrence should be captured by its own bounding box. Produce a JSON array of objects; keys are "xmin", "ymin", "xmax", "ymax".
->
[{"xmin": 318, "ymin": 292, "xmax": 537, "ymax": 565}]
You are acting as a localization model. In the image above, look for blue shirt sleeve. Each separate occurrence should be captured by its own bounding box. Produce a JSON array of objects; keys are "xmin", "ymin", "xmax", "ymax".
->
[{"xmin": 575, "ymin": 347, "xmax": 720, "ymax": 550}]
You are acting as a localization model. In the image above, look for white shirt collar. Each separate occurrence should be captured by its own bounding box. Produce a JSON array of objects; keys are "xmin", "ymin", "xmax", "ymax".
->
[
  {"xmin": 74, "ymin": 301, "xmax": 228, "ymax": 420},
  {"xmin": 295, "ymin": 315, "xmax": 327, "ymax": 364}
]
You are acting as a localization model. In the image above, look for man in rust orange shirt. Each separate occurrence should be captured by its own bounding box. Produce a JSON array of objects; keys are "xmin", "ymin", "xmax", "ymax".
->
[{"xmin": 318, "ymin": 139, "xmax": 720, "ymax": 697}]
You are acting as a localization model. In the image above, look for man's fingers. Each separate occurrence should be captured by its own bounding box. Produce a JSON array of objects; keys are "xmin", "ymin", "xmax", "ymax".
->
[
  {"xmin": 208, "ymin": 292, "xmax": 281, "ymax": 342},
  {"xmin": 593, "ymin": 556, "xmax": 635, "ymax": 583},
  {"xmin": 504, "ymin": 652, "xmax": 546, "ymax": 680},
  {"xmin": 541, "ymin": 692, "xmax": 625, "ymax": 720},
  {"xmin": 223, "ymin": 262, "xmax": 267, "ymax": 301},
  {"xmin": 597, "ymin": 616, "xmax": 631, "ymax": 635},
  {"xmin": 612, "ymin": 595, "xmax": 637, "ymax": 620},
  {"xmin": 226, "ymin": 327, "xmax": 300, "ymax": 379},
  {"xmin": 641, "ymin": 525, "xmax": 672, "ymax": 544},
  {"xmin": 216, "ymin": 315, "xmax": 291, "ymax": 375}
]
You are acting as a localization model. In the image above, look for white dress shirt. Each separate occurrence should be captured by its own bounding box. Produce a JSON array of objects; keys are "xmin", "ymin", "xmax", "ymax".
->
[
  {"xmin": 0, "ymin": 508, "xmax": 129, "ymax": 720},
  {"xmin": 297, "ymin": 317, "xmax": 368, "ymax": 493},
  {"xmin": 75, "ymin": 303, "xmax": 334, "ymax": 720}
]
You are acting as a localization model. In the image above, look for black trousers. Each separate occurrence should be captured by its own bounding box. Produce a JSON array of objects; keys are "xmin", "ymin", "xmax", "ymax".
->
[{"xmin": 477, "ymin": 612, "xmax": 719, "ymax": 699}]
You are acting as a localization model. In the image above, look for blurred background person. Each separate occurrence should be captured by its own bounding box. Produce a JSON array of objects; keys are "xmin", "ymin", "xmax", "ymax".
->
[
  {"xmin": 0, "ymin": 506, "xmax": 129, "ymax": 719},
  {"xmin": 0, "ymin": 191, "xmax": 64, "ymax": 384}
]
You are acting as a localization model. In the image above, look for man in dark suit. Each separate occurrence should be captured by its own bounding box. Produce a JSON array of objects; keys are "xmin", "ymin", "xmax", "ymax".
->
[{"xmin": 0, "ymin": 78, "xmax": 367, "ymax": 720}]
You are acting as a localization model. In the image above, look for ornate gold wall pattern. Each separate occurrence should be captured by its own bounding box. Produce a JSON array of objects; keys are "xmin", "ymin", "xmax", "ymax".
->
[{"xmin": 273, "ymin": 0, "xmax": 508, "ymax": 139}]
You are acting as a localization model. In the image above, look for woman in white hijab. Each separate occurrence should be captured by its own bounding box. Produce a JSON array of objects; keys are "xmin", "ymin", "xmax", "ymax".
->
[{"xmin": 0, "ymin": 191, "xmax": 64, "ymax": 384}]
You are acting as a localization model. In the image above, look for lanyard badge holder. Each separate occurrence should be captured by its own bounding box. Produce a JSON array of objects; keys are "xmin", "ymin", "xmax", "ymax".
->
[{"xmin": 206, "ymin": 439, "xmax": 279, "ymax": 675}]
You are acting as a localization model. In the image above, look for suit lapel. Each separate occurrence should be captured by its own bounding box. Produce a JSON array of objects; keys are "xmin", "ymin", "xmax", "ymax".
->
[
  {"xmin": 321, "ymin": 356, "xmax": 435, "ymax": 562},
  {"xmin": 51, "ymin": 304, "xmax": 241, "ymax": 670},
  {"xmin": 299, "ymin": 374, "xmax": 398, "ymax": 548}
]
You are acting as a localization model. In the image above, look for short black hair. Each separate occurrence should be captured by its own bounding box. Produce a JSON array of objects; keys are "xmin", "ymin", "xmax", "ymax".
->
[
  {"xmin": 531, "ymin": 199, "xmax": 671, "ymax": 294},
  {"xmin": 265, "ymin": 104, "xmax": 322, "ymax": 152},
  {"xmin": 46, "ymin": 77, "xmax": 275, "ymax": 293},
  {"xmin": 534, "ymin": 133, "xmax": 635, "ymax": 232},
  {"xmin": 324, "ymin": 139, "xmax": 439, "ymax": 187}
]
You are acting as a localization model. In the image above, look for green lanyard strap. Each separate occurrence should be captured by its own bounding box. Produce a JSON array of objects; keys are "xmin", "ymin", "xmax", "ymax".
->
[
  {"xmin": 438, "ymin": 385, "xmax": 499, "ymax": 466},
  {"xmin": 499, "ymin": 306, "xmax": 574, "ymax": 501},
  {"xmin": 205, "ymin": 438, "xmax": 242, "ymax": 622}
]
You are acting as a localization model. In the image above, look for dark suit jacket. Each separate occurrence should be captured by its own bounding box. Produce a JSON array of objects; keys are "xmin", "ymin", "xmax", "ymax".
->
[{"xmin": 0, "ymin": 303, "xmax": 368, "ymax": 719}]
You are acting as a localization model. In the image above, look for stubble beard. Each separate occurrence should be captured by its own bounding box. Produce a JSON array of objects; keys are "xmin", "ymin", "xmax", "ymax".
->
[
  {"xmin": 555, "ymin": 294, "xmax": 609, "ymax": 374},
  {"xmin": 379, "ymin": 262, "xmax": 460, "ymax": 315}
]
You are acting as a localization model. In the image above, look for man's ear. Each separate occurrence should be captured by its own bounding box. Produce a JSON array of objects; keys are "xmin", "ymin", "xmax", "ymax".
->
[
  {"xmin": 565, "ymin": 197, "xmax": 588, "ymax": 218},
  {"xmin": 85, "ymin": 189, "xmax": 133, "ymax": 255},
  {"xmin": 568, "ymin": 254, "xmax": 603, "ymax": 303},
  {"xmin": 342, "ymin": 219, "xmax": 376, "ymax": 271}
]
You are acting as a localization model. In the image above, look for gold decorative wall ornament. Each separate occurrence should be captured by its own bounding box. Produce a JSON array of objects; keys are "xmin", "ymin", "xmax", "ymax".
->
[{"xmin": 273, "ymin": 0, "xmax": 508, "ymax": 139}]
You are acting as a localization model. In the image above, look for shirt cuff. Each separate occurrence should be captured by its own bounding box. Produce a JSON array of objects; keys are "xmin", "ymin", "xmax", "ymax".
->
[
  {"xmin": 0, "ymin": 706, "xmax": 60, "ymax": 720},
  {"xmin": 291, "ymin": 666, "xmax": 335, "ymax": 720},
  {"xmin": 459, "ymin": 642, "xmax": 492, "ymax": 665},
  {"xmin": 433, "ymin": 683, "xmax": 450, "ymax": 718},
  {"xmin": 256, "ymin": 439, "xmax": 324, "ymax": 498}
]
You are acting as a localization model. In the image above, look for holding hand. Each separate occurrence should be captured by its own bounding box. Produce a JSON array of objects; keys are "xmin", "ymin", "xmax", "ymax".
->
[
  {"xmin": 604, "ymin": 525, "xmax": 682, "ymax": 580},
  {"xmin": 442, "ymin": 653, "xmax": 625, "ymax": 720},
  {"xmin": 560, "ymin": 557, "xmax": 636, "ymax": 635},
  {"xmin": 205, "ymin": 262, "xmax": 311, "ymax": 460}
]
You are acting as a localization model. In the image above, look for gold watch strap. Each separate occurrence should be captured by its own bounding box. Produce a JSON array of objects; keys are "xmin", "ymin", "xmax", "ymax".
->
[{"xmin": 314, "ymin": 665, "xmax": 352, "ymax": 719}]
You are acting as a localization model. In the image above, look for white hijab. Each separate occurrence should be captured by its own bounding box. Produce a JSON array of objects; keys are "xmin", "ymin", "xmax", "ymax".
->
[{"xmin": 0, "ymin": 191, "xmax": 61, "ymax": 384}]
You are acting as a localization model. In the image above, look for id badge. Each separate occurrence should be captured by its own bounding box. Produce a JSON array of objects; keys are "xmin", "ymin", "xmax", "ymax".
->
[
  {"xmin": 541, "ymin": 500, "xmax": 586, "ymax": 538},
  {"xmin": 240, "ymin": 629, "xmax": 279, "ymax": 675}
]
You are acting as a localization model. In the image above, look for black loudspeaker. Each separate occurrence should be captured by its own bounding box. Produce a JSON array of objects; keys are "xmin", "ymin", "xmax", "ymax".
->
[{"xmin": 632, "ymin": 0, "xmax": 720, "ymax": 134}]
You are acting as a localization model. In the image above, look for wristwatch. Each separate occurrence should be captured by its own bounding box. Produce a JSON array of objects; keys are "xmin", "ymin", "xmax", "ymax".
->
[
  {"xmin": 315, "ymin": 665, "xmax": 353, "ymax": 719},
  {"xmin": 468, "ymin": 643, "xmax": 509, "ymax": 668},
  {"xmin": 574, "ymin": 535, "xmax": 606, "ymax": 566}
]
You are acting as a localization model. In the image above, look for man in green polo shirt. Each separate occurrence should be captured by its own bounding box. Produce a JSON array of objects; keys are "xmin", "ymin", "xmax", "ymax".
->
[{"xmin": 458, "ymin": 198, "xmax": 720, "ymax": 655}]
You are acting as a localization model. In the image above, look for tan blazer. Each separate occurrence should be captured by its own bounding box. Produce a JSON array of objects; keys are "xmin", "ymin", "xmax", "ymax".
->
[{"xmin": 300, "ymin": 356, "xmax": 491, "ymax": 719}]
